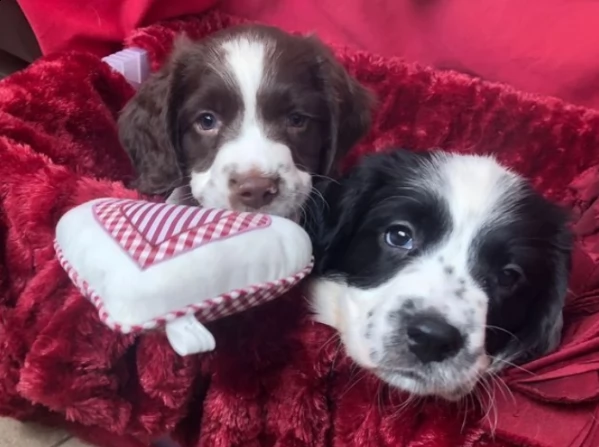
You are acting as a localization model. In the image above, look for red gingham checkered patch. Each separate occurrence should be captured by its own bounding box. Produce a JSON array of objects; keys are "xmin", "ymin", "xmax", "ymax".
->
[{"xmin": 93, "ymin": 199, "xmax": 271, "ymax": 269}]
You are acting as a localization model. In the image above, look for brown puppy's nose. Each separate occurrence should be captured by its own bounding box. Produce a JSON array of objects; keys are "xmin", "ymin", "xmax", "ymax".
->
[{"xmin": 230, "ymin": 174, "xmax": 280, "ymax": 209}]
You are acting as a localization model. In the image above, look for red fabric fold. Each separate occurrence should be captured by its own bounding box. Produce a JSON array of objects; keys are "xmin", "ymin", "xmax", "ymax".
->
[
  {"xmin": 16, "ymin": 0, "xmax": 219, "ymax": 56},
  {"xmin": 15, "ymin": 0, "xmax": 599, "ymax": 110},
  {"xmin": 1, "ymin": 11, "xmax": 599, "ymax": 447}
]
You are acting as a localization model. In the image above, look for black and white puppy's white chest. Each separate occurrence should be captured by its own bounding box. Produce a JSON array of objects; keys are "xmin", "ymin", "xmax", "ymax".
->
[{"xmin": 305, "ymin": 149, "xmax": 572, "ymax": 400}]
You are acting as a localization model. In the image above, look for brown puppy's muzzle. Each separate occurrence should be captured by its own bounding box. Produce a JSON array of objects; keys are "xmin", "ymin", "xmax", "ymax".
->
[{"xmin": 229, "ymin": 172, "xmax": 281, "ymax": 209}]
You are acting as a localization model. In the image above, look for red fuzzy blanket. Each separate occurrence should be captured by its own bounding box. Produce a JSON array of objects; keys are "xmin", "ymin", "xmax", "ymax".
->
[{"xmin": 1, "ymin": 11, "xmax": 599, "ymax": 447}]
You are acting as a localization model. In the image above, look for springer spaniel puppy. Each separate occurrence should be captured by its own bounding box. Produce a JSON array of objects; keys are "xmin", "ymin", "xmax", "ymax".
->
[
  {"xmin": 118, "ymin": 25, "xmax": 372, "ymax": 218},
  {"xmin": 305, "ymin": 149, "xmax": 572, "ymax": 400}
]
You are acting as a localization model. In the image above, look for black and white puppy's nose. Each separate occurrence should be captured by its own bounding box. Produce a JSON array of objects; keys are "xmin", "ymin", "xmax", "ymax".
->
[{"xmin": 407, "ymin": 313, "xmax": 464, "ymax": 363}]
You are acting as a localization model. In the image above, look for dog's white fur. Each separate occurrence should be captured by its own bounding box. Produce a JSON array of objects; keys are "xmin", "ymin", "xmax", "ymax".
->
[
  {"xmin": 310, "ymin": 154, "xmax": 528, "ymax": 399},
  {"xmin": 189, "ymin": 37, "xmax": 312, "ymax": 218}
]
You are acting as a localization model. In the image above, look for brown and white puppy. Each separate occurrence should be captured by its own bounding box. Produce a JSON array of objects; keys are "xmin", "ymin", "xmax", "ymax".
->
[{"xmin": 118, "ymin": 25, "xmax": 373, "ymax": 218}]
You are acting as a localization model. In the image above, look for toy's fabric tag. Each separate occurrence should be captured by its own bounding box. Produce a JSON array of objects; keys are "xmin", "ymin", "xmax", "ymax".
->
[
  {"xmin": 165, "ymin": 315, "xmax": 216, "ymax": 355},
  {"xmin": 92, "ymin": 199, "xmax": 270, "ymax": 269}
]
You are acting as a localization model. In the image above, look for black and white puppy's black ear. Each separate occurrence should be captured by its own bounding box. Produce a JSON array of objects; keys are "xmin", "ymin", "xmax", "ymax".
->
[
  {"xmin": 305, "ymin": 35, "xmax": 375, "ymax": 177},
  {"xmin": 303, "ymin": 160, "xmax": 379, "ymax": 275},
  {"xmin": 117, "ymin": 35, "xmax": 192, "ymax": 196},
  {"xmin": 508, "ymin": 203, "xmax": 573, "ymax": 363}
]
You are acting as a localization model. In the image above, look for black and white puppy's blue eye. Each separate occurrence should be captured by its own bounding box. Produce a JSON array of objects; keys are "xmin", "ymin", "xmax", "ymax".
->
[
  {"xmin": 195, "ymin": 112, "xmax": 219, "ymax": 132},
  {"xmin": 384, "ymin": 225, "xmax": 415, "ymax": 250}
]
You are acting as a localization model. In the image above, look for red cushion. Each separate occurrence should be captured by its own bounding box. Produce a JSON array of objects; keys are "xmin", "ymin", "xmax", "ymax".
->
[
  {"xmin": 1, "ymin": 11, "xmax": 598, "ymax": 447},
  {"xmin": 17, "ymin": 0, "xmax": 599, "ymax": 110}
]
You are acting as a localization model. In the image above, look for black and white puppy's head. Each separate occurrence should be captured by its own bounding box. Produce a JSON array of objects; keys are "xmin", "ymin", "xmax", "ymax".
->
[
  {"xmin": 305, "ymin": 149, "xmax": 572, "ymax": 400},
  {"xmin": 118, "ymin": 24, "xmax": 372, "ymax": 218}
]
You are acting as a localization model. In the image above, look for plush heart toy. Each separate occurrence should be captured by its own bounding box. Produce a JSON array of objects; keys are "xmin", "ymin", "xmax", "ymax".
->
[{"xmin": 54, "ymin": 197, "xmax": 313, "ymax": 356}]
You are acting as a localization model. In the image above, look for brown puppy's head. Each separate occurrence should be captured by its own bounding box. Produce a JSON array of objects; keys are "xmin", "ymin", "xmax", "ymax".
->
[{"xmin": 118, "ymin": 25, "xmax": 373, "ymax": 217}]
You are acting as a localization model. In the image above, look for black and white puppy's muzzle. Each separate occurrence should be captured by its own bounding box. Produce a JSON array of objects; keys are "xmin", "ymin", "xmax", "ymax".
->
[{"xmin": 304, "ymin": 149, "xmax": 573, "ymax": 400}]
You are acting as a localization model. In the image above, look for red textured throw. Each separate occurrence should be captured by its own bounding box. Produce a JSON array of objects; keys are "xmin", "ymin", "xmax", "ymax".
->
[{"xmin": 1, "ymin": 11, "xmax": 599, "ymax": 447}]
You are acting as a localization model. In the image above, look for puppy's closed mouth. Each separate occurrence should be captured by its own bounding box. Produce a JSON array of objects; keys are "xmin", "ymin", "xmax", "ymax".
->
[
  {"xmin": 373, "ymin": 366, "xmax": 426, "ymax": 380},
  {"xmin": 375, "ymin": 367, "xmax": 425, "ymax": 382}
]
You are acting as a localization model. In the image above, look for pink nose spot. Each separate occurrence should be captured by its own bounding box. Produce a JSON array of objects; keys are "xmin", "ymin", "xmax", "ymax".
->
[{"xmin": 229, "ymin": 173, "xmax": 280, "ymax": 209}]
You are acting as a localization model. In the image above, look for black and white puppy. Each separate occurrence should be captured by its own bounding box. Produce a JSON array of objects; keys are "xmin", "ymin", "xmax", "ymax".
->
[{"xmin": 304, "ymin": 149, "xmax": 572, "ymax": 400}]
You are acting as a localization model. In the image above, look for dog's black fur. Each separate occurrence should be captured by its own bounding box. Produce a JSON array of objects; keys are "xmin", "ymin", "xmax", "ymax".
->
[{"xmin": 304, "ymin": 149, "xmax": 572, "ymax": 369}]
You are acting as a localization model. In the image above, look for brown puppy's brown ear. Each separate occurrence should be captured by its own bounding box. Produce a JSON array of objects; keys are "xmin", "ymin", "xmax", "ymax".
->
[
  {"xmin": 117, "ymin": 35, "xmax": 193, "ymax": 195},
  {"xmin": 307, "ymin": 35, "xmax": 375, "ymax": 176}
]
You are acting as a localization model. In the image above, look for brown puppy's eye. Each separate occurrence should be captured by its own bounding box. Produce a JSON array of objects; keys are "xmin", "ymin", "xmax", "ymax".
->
[
  {"xmin": 286, "ymin": 112, "xmax": 308, "ymax": 129},
  {"xmin": 195, "ymin": 112, "xmax": 220, "ymax": 133}
]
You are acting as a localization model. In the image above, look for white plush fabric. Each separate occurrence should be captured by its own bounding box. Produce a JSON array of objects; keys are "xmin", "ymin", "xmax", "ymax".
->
[{"xmin": 54, "ymin": 198, "xmax": 313, "ymax": 355}]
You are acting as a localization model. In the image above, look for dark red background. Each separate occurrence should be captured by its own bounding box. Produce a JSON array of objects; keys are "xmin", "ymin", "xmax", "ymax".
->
[{"xmin": 16, "ymin": 0, "xmax": 599, "ymax": 110}]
